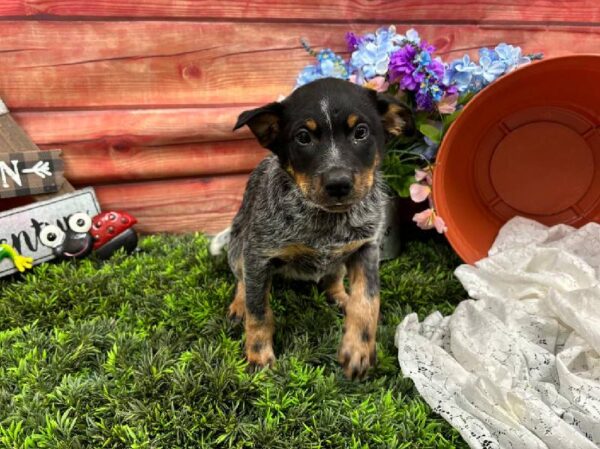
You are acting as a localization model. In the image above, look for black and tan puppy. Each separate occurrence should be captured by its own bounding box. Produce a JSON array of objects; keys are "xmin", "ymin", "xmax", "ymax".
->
[{"xmin": 210, "ymin": 78, "xmax": 413, "ymax": 379}]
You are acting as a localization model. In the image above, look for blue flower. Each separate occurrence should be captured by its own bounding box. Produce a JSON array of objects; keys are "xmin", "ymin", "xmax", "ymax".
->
[
  {"xmin": 350, "ymin": 26, "xmax": 402, "ymax": 79},
  {"xmin": 468, "ymin": 74, "xmax": 485, "ymax": 92},
  {"xmin": 415, "ymin": 50, "xmax": 432, "ymax": 67},
  {"xmin": 429, "ymin": 84, "xmax": 443, "ymax": 102},
  {"xmin": 296, "ymin": 49, "xmax": 349, "ymax": 87},
  {"xmin": 410, "ymin": 138, "xmax": 439, "ymax": 161},
  {"xmin": 403, "ymin": 28, "xmax": 421, "ymax": 45},
  {"xmin": 296, "ymin": 65, "xmax": 320, "ymax": 86},
  {"xmin": 494, "ymin": 43, "xmax": 530, "ymax": 70},
  {"xmin": 478, "ymin": 47, "xmax": 499, "ymax": 62},
  {"xmin": 473, "ymin": 55, "xmax": 506, "ymax": 84},
  {"xmin": 443, "ymin": 55, "xmax": 478, "ymax": 92}
]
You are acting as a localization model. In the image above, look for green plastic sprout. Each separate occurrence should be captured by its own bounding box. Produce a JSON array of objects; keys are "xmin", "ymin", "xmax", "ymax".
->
[{"xmin": 0, "ymin": 243, "xmax": 33, "ymax": 273}]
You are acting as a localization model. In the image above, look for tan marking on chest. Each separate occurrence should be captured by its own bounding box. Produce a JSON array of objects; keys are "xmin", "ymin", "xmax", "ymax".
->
[
  {"xmin": 266, "ymin": 243, "xmax": 318, "ymax": 260},
  {"xmin": 267, "ymin": 238, "xmax": 372, "ymax": 262},
  {"xmin": 331, "ymin": 238, "xmax": 373, "ymax": 256}
]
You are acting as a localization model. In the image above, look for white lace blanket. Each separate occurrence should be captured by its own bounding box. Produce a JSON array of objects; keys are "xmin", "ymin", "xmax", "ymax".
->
[{"xmin": 395, "ymin": 217, "xmax": 600, "ymax": 449}]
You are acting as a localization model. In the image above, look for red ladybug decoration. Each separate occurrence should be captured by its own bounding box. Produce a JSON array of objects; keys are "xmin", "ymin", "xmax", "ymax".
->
[{"xmin": 91, "ymin": 211, "xmax": 138, "ymax": 260}]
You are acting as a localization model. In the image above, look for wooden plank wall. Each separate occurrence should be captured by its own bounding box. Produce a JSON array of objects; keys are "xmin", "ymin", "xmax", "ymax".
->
[{"xmin": 0, "ymin": 1, "xmax": 598, "ymax": 234}]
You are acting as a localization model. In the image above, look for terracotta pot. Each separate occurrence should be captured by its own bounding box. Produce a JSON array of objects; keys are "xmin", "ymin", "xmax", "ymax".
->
[{"xmin": 434, "ymin": 55, "xmax": 600, "ymax": 264}]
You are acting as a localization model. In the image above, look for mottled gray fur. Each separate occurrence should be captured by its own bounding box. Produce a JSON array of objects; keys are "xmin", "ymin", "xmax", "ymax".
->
[
  {"xmin": 212, "ymin": 77, "xmax": 414, "ymax": 378},
  {"xmin": 226, "ymin": 155, "xmax": 387, "ymax": 283}
]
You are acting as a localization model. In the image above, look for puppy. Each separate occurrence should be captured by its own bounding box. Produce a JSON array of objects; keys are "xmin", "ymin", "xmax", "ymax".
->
[{"xmin": 211, "ymin": 78, "xmax": 413, "ymax": 379}]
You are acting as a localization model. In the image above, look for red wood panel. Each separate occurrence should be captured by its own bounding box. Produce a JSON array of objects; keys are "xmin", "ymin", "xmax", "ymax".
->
[
  {"xmin": 13, "ymin": 108, "xmax": 253, "ymax": 145},
  {"xmin": 92, "ymin": 174, "xmax": 249, "ymax": 234},
  {"xmin": 0, "ymin": 1, "xmax": 598, "ymax": 24},
  {"xmin": 50, "ymin": 140, "xmax": 266, "ymax": 183},
  {"xmin": 0, "ymin": 22, "xmax": 597, "ymax": 109},
  {"xmin": 12, "ymin": 109, "xmax": 264, "ymax": 184}
]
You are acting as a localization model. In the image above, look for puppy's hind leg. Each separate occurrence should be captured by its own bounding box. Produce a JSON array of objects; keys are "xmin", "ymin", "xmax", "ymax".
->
[
  {"xmin": 227, "ymin": 281, "xmax": 246, "ymax": 325},
  {"xmin": 320, "ymin": 266, "xmax": 349, "ymax": 311},
  {"xmin": 227, "ymin": 254, "xmax": 246, "ymax": 325},
  {"xmin": 243, "ymin": 255, "xmax": 276, "ymax": 370}
]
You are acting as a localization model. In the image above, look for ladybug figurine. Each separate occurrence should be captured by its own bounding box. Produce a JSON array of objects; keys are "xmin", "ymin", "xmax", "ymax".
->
[{"xmin": 91, "ymin": 211, "xmax": 138, "ymax": 260}]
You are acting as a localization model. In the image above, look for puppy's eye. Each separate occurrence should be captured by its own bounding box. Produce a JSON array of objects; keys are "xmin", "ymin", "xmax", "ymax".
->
[
  {"xmin": 295, "ymin": 130, "xmax": 312, "ymax": 146},
  {"xmin": 353, "ymin": 124, "xmax": 369, "ymax": 140}
]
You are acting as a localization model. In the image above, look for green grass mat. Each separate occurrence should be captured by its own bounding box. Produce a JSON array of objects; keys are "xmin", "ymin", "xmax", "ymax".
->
[{"xmin": 0, "ymin": 234, "xmax": 468, "ymax": 448}]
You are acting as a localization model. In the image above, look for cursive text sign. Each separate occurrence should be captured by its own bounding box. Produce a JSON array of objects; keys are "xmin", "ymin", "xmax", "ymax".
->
[{"xmin": 0, "ymin": 188, "xmax": 100, "ymax": 277}]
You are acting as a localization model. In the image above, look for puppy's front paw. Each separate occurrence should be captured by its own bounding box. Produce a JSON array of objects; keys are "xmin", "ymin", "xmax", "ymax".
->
[
  {"xmin": 338, "ymin": 327, "xmax": 376, "ymax": 380},
  {"xmin": 227, "ymin": 301, "xmax": 245, "ymax": 324},
  {"xmin": 246, "ymin": 341, "xmax": 276, "ymax": 372}
]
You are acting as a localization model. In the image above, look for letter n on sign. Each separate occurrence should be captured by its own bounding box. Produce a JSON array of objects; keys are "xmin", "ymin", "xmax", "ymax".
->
[{"xmin": 0, "ymin": 150, "xmax": 64, "ymax": 199}]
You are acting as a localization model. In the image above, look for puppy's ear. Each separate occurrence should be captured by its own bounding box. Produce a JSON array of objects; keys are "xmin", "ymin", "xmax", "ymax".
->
[
  {"xmin": 233, "ymin": 102, "xmax": 284, "ymax": 149},
  {"xmin": 375, "ymin": 93, "xmax": 415, "ymax": 139}
]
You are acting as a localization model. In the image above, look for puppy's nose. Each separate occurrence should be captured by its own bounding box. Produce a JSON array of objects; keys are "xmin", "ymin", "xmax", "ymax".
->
[{"xmin": 324, "ymin": 169, "xmax": 353, "ymax": 199}]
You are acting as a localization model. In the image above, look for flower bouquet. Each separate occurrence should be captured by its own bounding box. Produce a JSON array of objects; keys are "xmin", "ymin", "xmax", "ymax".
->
[{"xmin": 295, "ymin": 27, "xmax": 541, "ymax": 233}]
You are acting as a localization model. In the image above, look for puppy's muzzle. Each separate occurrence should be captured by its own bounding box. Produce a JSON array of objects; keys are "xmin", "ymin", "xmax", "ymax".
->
[{"xmin": 323, "ymin": 168, "xmax": 354, "ymax": 201}]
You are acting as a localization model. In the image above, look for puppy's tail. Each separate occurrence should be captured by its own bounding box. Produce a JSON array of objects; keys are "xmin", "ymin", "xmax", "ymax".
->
[{"xmin": 209, "ymin": 227, "xmax": 231, "ymax": 256}]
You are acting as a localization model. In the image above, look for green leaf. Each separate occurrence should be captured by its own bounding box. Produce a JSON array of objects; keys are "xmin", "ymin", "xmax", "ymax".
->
[
  {"xmin": 382, "ymin": 158, "xmax": 418, "ymax": 198},
  {"xmin": 414, "ymin": 111, "xmax": 430, "ymax": 129},
  {"xmin": 419, "ymin": 123, "xmax": 442, "ymax": 144},
  {"xmin": 396, "ymin": 174, "xmax": 417, "ymax": 198},
  {"xmin": 457, "ymin": 91, "xmax": 475, "ymax": 105},
  {"xmin": 442, "ymin": 110, "xmax": 462, "ymax": 132}
]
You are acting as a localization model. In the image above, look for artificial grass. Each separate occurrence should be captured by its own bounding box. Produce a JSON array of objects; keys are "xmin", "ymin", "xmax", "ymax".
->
[{"xmin": 0, "ymin": 234, "xmax": 468, "ymax": 448}]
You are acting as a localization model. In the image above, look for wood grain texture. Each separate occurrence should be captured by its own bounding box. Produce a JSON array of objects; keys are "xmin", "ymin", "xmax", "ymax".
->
[
  {"xmin": 92, "ymin": 174, "xmax": 249, "ymax": 234},
  {"xmin": 0, "ymin": 21, "xmax": 598, "ymax": 109},
  {"xmin": 13, "ymin": 107, "xmax": 253, "ymax": 145},
  {"xmin": 0, "ymin": 0, "xmax": 599, "ymax": 24},
  {"xmin": 50, "ymin": 140, "xmax": 266, "ymax": 183},
  {"xmin": 0, "ymin": 8, "xmax": 597, "ymax": 234},
  {"xmin": 12, "ymin": 108, "xmax": 263, "ymax": 184}
]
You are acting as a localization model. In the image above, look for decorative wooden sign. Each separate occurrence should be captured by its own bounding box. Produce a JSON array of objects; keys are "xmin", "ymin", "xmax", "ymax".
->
[
  {"xmin": 0, "ymin": 97, "xmax": 74, "ymax": 200},
  {"xmin": 0, "ymin": 149, "xmax": 64, "ymax": 199},
  {"xmin": 0, "ymin": 188, "xmax": 101, "ymax": 277}
]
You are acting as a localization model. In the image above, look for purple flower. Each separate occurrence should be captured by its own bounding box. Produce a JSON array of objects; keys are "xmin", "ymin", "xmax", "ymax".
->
[
  {"xmin": 389, "ymin": 44, "xmax": 417, "ymax": 82},
  {"xmin": 416, "ymin": 91, "xmax": 434, "ymax": 110},
  {"xmin": 420, "ymin": 41, "xmax": 436, "ymax": 54},
  {"xmin": 389, "ymin": 39, "xmax": 455, "ymax": 110},
  {"xmin": 400, "ymin": 72, "xmax": 419, "ymax": 90},
  {"xmin": 428, "ymin": 58, "xmax": 445, "ymax": 79},
  {"xmin": 345, "ymin": 32, "xmax": 362, "ymax": 52},
  {"xmin": 445, "ymin": 84, "xmax": 458, "ymax": 95}
]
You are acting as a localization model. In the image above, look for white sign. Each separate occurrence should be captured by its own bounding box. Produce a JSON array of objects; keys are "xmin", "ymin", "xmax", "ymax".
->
[{"xmin": 0, "ymin": 188, "xmax": 101, "ymax": 277}]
